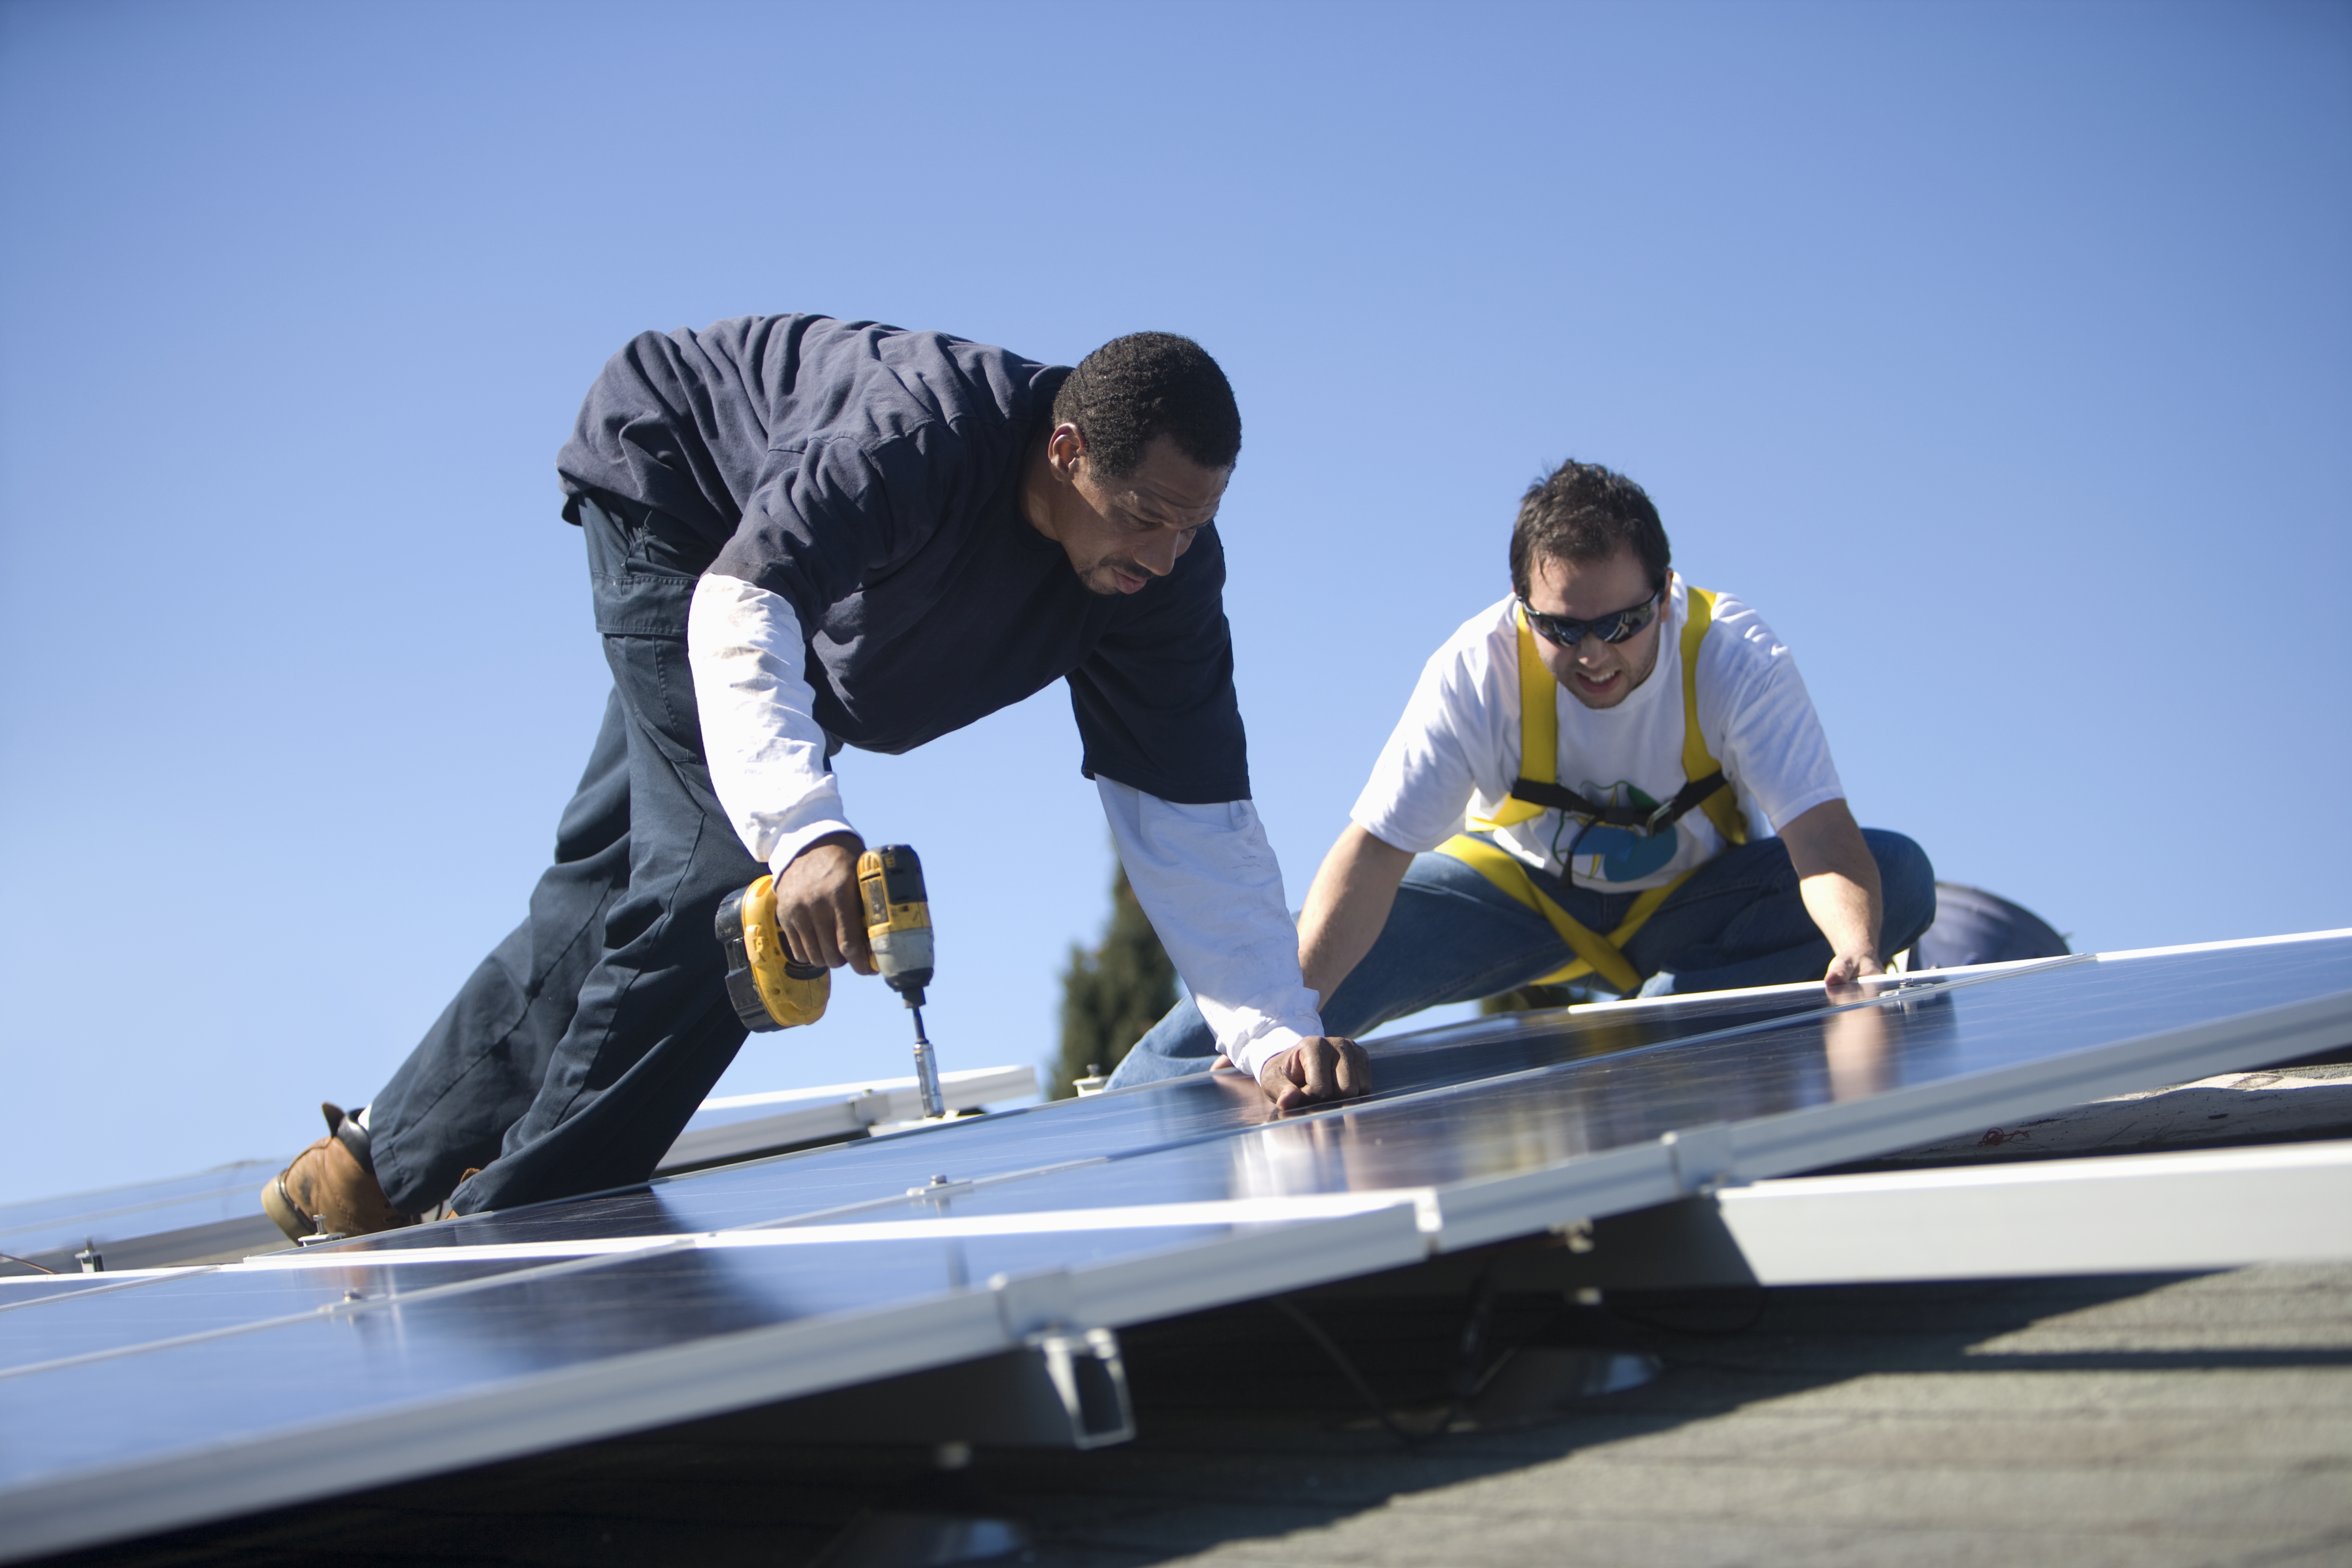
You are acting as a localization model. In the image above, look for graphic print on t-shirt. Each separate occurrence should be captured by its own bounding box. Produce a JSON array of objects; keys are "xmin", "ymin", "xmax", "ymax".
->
[{"xmin": 1557, "ymin": 781, "xmax": 1681, "ymax": 883}]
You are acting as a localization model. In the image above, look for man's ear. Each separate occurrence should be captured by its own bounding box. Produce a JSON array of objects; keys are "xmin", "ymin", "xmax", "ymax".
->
[{"xmin": 1045, "ymin": 422, "xmax": 1088, "ymax": 481}]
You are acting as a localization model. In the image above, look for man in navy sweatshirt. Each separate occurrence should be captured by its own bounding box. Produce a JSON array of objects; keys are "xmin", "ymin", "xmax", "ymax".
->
[{"xmin": 263, "ymin": 315, "xmax": 1366, "ymax": 1243}]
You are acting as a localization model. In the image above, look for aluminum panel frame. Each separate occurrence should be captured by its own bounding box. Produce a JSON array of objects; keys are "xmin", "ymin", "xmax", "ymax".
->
[
  {"xmin": 0, "ymin": 1206, "xmax": 1428, "ymax": 1565},
  {"xmin": 1718, "ymin": 1138, "xmax": 2352, "ymax": 1283}
]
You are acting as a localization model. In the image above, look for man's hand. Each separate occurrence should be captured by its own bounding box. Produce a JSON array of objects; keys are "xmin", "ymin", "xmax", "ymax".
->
[
  {"xmin": 1823, "ymin": 947, "xmax": 1883, "ymax": 1002},
  {"xmin": 1255, "ymin": 1036, "xmax": 1370, "ymax": 1110},
  {"xmin": 773, "ymin": 831, "xmax": 874, "ymax": 975},
  {"xmin": 1781, "ymin": 800, "xmax": 1886, "ymax": 1004}
]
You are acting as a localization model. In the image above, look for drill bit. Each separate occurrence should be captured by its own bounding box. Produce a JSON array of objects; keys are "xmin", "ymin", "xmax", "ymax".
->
[{"xmin": 908, "ymin": 1004, "xmax": 945, "ymax": 1119}]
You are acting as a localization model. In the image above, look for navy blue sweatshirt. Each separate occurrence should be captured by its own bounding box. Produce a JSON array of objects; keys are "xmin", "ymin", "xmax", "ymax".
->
[{"xmin": 557, "ymin": 314, "xmax": 1248, "ymax": 803}]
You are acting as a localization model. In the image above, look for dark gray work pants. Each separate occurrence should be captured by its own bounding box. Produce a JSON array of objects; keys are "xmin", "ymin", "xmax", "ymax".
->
[{"xmin": 368, "ymin": 498, "xmax": 761, "ymax": 1216}]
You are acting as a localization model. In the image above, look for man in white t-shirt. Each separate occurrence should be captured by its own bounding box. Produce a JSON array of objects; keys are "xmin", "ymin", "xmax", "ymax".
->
[{"xmin": 1109, "ymin": 459, "xmax": 1933, "ymax": 1089}]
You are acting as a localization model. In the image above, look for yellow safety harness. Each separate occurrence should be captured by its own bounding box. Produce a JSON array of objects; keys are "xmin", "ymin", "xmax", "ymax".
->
[{"xmin": 1437, "ymin": 586, "xmax": 1747, "ymax": 994}]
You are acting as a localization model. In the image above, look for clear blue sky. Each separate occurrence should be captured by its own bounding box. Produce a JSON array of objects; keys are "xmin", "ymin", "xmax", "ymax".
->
[{"xmin": 2, "ymin": 0, "xmax": 2346, "ymax": 1207}]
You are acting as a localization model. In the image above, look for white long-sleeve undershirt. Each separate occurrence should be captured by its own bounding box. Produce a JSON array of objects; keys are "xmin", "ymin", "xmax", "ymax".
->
[
  {"xmin": 686, "ymin": 573, "xmax": 1325, "ymax": 1075},
  {"xmin": 1095, "ymin": 780, "xmax": 1324, "ymax": 1080},
  {"xmin": 687, "ymin": 574, "xmax": 859, "ymax": 874}
]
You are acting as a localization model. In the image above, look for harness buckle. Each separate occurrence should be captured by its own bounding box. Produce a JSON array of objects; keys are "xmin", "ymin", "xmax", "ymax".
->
[{"xmin": 1642, "ymin": 799, "xmax": 1680, "ymax": 837}]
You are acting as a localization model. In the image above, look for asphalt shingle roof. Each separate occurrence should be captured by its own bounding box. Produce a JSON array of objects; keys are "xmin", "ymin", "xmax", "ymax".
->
[{"xmin": 43, "ymin": 1261, "xmax": 2352, "ymax": 1567}]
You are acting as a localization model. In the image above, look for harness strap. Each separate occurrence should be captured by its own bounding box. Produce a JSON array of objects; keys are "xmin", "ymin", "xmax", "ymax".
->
[
  {"xmin": 1471, "ymin": 604, "xmax": 1557, "ymax": 830},
  {"xmin": 1470, "ymin": 589, "xmax": 1747, "ymax": 846},
  {"xmin": 1503, "ymin": 769, "xmax": 1730, "ymax": 837},
  {"xmin": 1437, "ymin": 833, "xmax": 1693, "ymax": 994},
  {"xmin": 1681, "ymin": 587, "xmax": 1747, "ymax": 847},
  {"xmin": 1445, "ymin": 583, "xmax": 1748, "ymax": 992}
]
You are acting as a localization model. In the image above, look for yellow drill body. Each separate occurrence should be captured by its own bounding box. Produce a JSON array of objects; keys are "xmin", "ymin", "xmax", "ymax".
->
[
  {"xmin": 715, "ymin": 875, "xmax": 830, "ymax": 1032},
  {"xmin": 718, "ymin": 844, "xmax": 948, "ymax": 1119}
]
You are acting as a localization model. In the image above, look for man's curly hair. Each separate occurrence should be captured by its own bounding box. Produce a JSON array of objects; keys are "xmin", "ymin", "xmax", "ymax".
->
[{"xmin": 1051, "ymin": 332, "xmax": 1241, "ymax": 478}]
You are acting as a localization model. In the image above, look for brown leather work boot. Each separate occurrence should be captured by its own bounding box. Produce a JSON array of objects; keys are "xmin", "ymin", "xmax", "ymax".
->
[
  {"xmin": 422, "ymin": 1171, "xmax": 481, "ymax": 1224},
  {"xmin": 260, "ymin": 1103, "xmax": 418, "ymax": 1243}
]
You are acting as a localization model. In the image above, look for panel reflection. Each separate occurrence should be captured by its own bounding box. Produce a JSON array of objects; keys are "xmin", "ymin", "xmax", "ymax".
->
[{"xmin": 318, "ymin": 940, "xmax": 2348, "ymax": 1252}]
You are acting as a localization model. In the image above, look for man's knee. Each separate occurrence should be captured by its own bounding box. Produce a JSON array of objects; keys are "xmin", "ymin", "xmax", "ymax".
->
[{"xmin": 1861, "ymin": 829, "xmax": 1936, "ymax": 952}]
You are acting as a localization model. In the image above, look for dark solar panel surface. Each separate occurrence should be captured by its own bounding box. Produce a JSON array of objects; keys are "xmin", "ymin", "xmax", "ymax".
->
[
  {"xmin": 2, "ymin": 936, "xmax": 2346, "ymax": 1565},
  {"xmin": 336, "ymin": 977, "xmax": 1845, "ymax": 1251},
  {"xmin": 0, "ymin": 1159, "xmax": 282, "ymax": 1262}
]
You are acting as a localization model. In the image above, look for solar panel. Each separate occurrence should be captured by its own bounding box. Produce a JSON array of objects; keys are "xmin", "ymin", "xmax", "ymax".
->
[
  {"xmin": 0, "ymin": 1160, "xmax": 283, "ymax": 1275},
  {"xmin": 2, "ymin": 932, "xmax": 2346, "ymax": 1563},
  {"xmin": 0, "ymin": 1067, "xmax": 1039, "ymax": 1276}
]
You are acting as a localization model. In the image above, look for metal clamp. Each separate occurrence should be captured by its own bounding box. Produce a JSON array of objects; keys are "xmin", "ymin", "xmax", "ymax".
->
[
  {"xmin": 295, "ymin": 1215, "xmax": 350, "ymax": 1247},
  {"xmin": 1663, "ymin": 1123, "xmax": 1741, "ymax": 1196},
  {"xmin": 1024, "ymin": 1327, "xmax": 1135, "ymax": 1450}
]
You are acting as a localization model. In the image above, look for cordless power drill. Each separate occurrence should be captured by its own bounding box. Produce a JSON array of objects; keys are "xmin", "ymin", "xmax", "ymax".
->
[{"xmin": 715, "ymin": 842, "xmax": 947, "ymax": 1120}]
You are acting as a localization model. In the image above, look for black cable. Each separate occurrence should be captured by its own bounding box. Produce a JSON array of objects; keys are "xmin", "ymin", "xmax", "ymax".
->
[
  {"xmin": 0, "ymin": 1253, "xmax": 59, "ymax": 1275},
  {"xmin": 1270, "ymin": 1297, "xmax": 1435, "ymax": 1446},
  {"xmin": 1271, "ymin": 1263, "xmax": 1508, "ymax": 1448},
  {"xmin": 1274, "ymin": 1277, "xmax": 1761, "ymax": 1445},
  {"xmin": 1439, "ymin": 1268, "xmax": 1501, "ymax": 1431}
]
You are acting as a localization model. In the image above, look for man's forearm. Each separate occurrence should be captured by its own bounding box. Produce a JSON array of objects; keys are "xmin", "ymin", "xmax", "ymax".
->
[
  {"xmin": 1780, "ymin": 798, "xmax": 1884, "ymax": 976},
  {"xmin": 1298, "ymin": 825, "xmax": 1415, "ymax": 1006},
  {"xmin": 1798, "ymin": 868, "xmax": 1879, "ymax": 963}
]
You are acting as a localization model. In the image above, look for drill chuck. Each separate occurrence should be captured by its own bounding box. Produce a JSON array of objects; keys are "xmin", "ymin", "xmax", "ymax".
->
[{"xmin": 859, "ymin": 844, "xmax": 946, "ymax": 1118}]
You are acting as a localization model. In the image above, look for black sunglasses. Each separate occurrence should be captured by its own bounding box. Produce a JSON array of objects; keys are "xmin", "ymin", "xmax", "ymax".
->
[{"xmin": 1518, "ymin": 584, "xmax": 1664, "ymax": 647}]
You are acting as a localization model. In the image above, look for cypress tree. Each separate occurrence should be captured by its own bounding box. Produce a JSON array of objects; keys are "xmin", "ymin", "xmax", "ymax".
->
[{"xmin": 1054, "ymin": 861, "xmax": 1177, "ymax": 1097}]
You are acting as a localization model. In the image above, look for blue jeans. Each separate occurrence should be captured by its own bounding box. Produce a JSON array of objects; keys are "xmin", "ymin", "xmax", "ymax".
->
[{"xmin": 1107, "ymin": 829, "xmax": 1936, "ymax": 1086}]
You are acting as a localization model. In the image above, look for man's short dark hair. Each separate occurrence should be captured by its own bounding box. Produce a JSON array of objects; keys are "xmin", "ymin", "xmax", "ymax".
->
[
  {"xmin": 1051, "ymin": 332, "xmax": 1241, "ymax": 479},
  {"xmin": 1509, "ymin": 460, "xmax": 1672, "ymax": 599}
]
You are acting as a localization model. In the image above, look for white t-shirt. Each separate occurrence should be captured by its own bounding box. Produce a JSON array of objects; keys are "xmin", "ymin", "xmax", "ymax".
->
[{"xmin": 1350, "ymin": 574, "xmax": 1845, "ymax": 892}]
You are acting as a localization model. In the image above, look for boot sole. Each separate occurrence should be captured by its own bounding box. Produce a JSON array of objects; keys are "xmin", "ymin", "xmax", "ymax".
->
[{"xmin": 258, "ymin": 1175, "xmax": 313, "ymax": 1244}]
